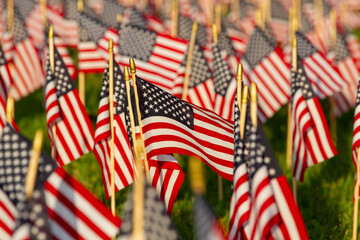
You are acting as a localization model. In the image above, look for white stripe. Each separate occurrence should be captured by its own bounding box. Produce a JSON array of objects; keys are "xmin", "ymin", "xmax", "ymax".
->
[{"xmin": 56, "ymin": 121, "xmax": 80, "ymax": 161}]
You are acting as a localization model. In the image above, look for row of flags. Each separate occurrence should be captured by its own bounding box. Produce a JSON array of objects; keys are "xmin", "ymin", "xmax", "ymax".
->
[{"xmin": 0, "ymin": 0, "xmax": 360, "ymax": 239}]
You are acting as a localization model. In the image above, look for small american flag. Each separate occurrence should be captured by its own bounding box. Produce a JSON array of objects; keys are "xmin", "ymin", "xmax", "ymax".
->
[
  {"xmin": 330, "ymin": 31, "xmax": 359, "ymax": 117},
  {"xmin": 78, "ymin": 11, "xmax": 119, "ymax": 73},
  {"xmin": 0, "ymin": 45, "xmax": 12, "ymax": 137},
  {"xmin": 44, "ymin": 45, "xmax": 94, "ymax": 166},
  {"xmin": 193, "ymin": 194, "xmax": 226, "ymax": 240},
  {"xmin": 0, "ymin": 124, "xmax": 121, "ymax": 239},
  {"xmin": 295, "ymin": 31, "xmax": 347, "ymax": 99},
  {"xmin": 352, "ymin": 77, "xmax": 360, "ymax": 192},
  {"xmin": 93, "ymin": 59, "xmax": 135, "ymax": 198},
  {"xmin": 8, "ymin": 8, "xmax": 43, "ymax": 100},
  {"xmin": 291, "ymin": 60, "xmax": 337, "ymax": 181},
  {"xmin": 212, "ymin": 43, "xmax": 236, "ymax": 121},
  {"xmin": 136, "ymin": 76, "xmax": 234, "ymax": 181},
  {"xmin": 229, "ymin": 94, "xmax": 250, "ymax": 240},
  {"xmin": 118, "ymin": 181, "xmax": 179, "ymax": 240},
  {"xmin": 117, "ymin": 24, "xmax": 188, "ymax": 93},
  {"xmin": 172, "ymin": 43, "xmax": 214, "ymax": 111},
  {"xmin": 242, "ymin": 26, "xmax": 291, "ymax": 123}
]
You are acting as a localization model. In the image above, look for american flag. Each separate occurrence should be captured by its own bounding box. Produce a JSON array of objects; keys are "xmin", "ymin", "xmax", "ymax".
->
[
  {"xmin": 330, "ymin": 31, "xmax": 359, "ymax": 117},
  {"xmin": 291, "ymin": 61, "xmax": 337, "ymax": 181},
  {"xmin": 118, "ymin": 181, "xmax": 179, "ymax": 240},
  {"xmin": 193, "ymin": 194, "xmax": 226, "ymax": 240},
  {"xmin": 229, "ymin": 94, "xmax": 250, "ymax": 240},
  {"xmin": 172, "ymin": 43, "xmax": 214, "ymax": 111},
  {"xmin": 93, "ymin": 60, "xmax": 135, "ymax": 198},
  {"xmin": 136, "ymin": 76, "xmax": 234, "ymax": 181},
  {"xmin": 94, "ymin": 61, "xmax": 184, "ymax": 214},
  {"xmin": 0, "ymin": 46, "xmax": 12, "ymax": 138},
  {"xmin": 295, "ymin": 31, "xmax": 347, "ymax": 99},
  {"xmin": 117, "ymin": 24, "xmax": 188, "ymax": 93},
  {"xmin": 0, "ymin": 124, "xmax": 121, "ymax": 239},
  {"xmin": 78, "ymin": 11, "xmax": 119, "ymax": 73},
  {"xmin": 212, "ymin": 44, "xmax": 236, "ymax": 121},
  {"xmin": 352, "ymin": 76, "xmax": 360, "ymax": 177},
  {"xmin": 1, "ymin": 32, "xmax": 15, "ymax": 63},
  {"xmin": 269, "ymin": 0, "xmax": 289, "ymax": 45},
  {"xmin": 44, "ymin": 45, "xmax": 94, "ymax": 166},
  {"xmin": 242, "ymin": 26, "xmax": 291, "ymax": 123},
  {"xmin": 9, "ymin": 8, "xmax": 43, "ymax": 100}
]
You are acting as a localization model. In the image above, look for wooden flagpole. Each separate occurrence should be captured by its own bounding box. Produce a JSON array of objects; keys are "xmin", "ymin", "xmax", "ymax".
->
[
  {"xmin": 124, "ymin": 66, "xmax": 145, "ymax": 240},
  {"xmin": 181, "ymin": 21, "xmax": 198, "ymax": 100},
  {"xmin": 6, "ymin": 88, "xmax": 14, "ymax": 124},
  {"xmin": 7, "ymin": 0, "xmax": 14, "ymax": 34},
  {"xmin": 40, "ymin": 0, "xmax": 47, "ymax": 27},
  {"xmin": 108, "ymin": 39, "xmax": 116, "ymax": 219},
  {"xmin": 6, "ymin": 0, "xmax": 14, "ymax": 123},
  {"xmin": 291, "ymin": 36, "xmax": 297, "ymax": 201},
  {"xmin": 215, "ymin": 4, "xmax": 222, "ymax": 33},
  {"xmin": 341, "ymin": 1, "xmax": 348, "ymax": 27},
  {"xmin": 170, "ymin": 0, "xmax": 178, "ymax": 37},
  {"xmin": 255, "ymin": 8, "xmax": 264, "ymax": 30},
  {"xmin": 239, "ymin": 86, "xmax": 249, "ymax": 139},
  {"xmin": 78, "ymin": 0, "xmax": 86, "ymax": 106},
  {"xmin": 329, "ymin": 9, "xmax": 337, "ymax": 146},
  {"xmin": 49, "ymin": 26, "xmax": 57, "ymax": 161},
  {"xmin": 25, "ymin": 130, "xmax": 43, "ymax": 199},
  {"xmin": 231, "ymin": 0, "xmax": 240, "ymax": 19},
  {"xmin": 189, "ymin": 156, "xmax": 206, "ymax": 195},
  {"xmin": 250, "ymin": 83, "xmax": 257, "ymax": 129},
  {"xmin": 352, "ymin": 148, "xmax": 360, "ymax": 240},
  {"xmin": 129, "ymin": 58, "xmax": 150, "ymax": 182}
]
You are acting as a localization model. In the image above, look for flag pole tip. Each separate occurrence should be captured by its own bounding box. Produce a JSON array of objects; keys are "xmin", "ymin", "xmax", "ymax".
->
[
  {"xmin": 129, "ymin": 58, "xmax": 136, "ymax": 74},
  {"xmin": 124, "ymin": 66, "xmax": 130, "ymax": 81},
  {"xmin": 236, "ymin": 64, "xmax": 243, "ymax": 82},
  {"xmin": 250, "ymin": 83, "xmax": 257, "ymax": 103},
  {"xmin": 116, "ymin": 14, "xmax": 122, "ymax": 23},
  {"xmin": 242, "ymin": 85, "xmax": 249, "ymax": 103}
]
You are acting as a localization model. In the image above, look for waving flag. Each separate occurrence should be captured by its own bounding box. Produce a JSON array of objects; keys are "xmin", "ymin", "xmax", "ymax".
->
[
  {"xmin": 119, "ymin": 181, "xmax": 179, "ymax": 240},
  {"xmin": 45, "ymin": 45, "xmax": 94, "ymax": 166},
  {"xmin": 242, "ymin": 26, "xmax": 291, "ymax": 122},
  {"xmin": 78, "ymin": 11, "xmax": 119, "ymax": 73},
  {"xmin": 229, "ymin": 95, "xmax": 250, "ymax": 240},
  {"xmin": 291, "ymin": 61, "xmax": 337, "ymax": 181},
  {"xmin": 0, "ymin": 124, "xmax": 121, "ymax": 239},
  {"xmin": 0, "ymin": 46, "xmax": 12, "ymax": 137},
  {"xmin": 296, "ymin": 32, "xmax": 347, "ymax": 99},
  {"xmin": 10, "ymin": 9, "xmax": 43, "ymax": 100},
  {"xmin": 117, "ymin": 24, "xmax": 188, "ymax": 92},
  {"xmin": 330, "ymin": 31, "xmax": 359, "ymax": 116},
  {"xmin": 194, "ymin": 194, "xmax": 226, "ymax": 240},
  {"xmin": 136, "ymin": 76, "xmax": 234, "ymax": 181},
  {"xmin": 172, "ymin": 44, "xmax": 214, "ymax": 111},
  {"xmin": 93, "ymin": 60, "xmax": 135, "ymax": 198},
  {"xmin": 212, "ymin": 43, "xmax": 236, "ymax": 121}
]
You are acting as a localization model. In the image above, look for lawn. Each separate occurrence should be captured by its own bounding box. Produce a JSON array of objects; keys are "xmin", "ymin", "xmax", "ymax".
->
[{"xmin": 14, "ymin": 60, "xmax": 358, "ymax": 239}]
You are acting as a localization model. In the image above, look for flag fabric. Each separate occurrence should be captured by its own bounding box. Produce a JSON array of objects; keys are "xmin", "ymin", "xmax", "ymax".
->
[
  {"xmin": 9, "ymin": 9, "xmax": 43, "ymax": 100},
  {"xmin": 269, "ymin": 0, "xmax": 289, "ymax": 45},
  {"xmin": 242, "ymin": 26, "xmax": 291, "ymax": 122},
  {"xmin": 212, "ymin": 43, "xmax": 236, "ymax": 121},
  {"xmin": 0, "ymin": 123, "xmax": 121, "ymax": 239},
  {"xmin": 148, "ymin": 155, "xmax": 185, "ymax": 214},
  {"xmin": 172, "ymin": 43, "xmax": 214, "ymax": 111},
  {"xmin": 44, "ymin": 45, "xmax": 94, "ymax": 166},
  {"xmin": 78, "ymin": 11, "xmax": 119, "ymax": 73},
  {"xmin": 193, "ymin": 194, "xmax": 226, "ymax": 240},
  {"xmin": 118, "ymin": 181, "xmax": 179, "ymax": 240},
  {"xmin": 0, "ymin": 46, "xmax": 12, "ymax": 138},
  {"xmin": 291, "ymin": 61, "xmax": 337, "ymax": 181},
  {"xmin": 352, "ymin": 77, "xmax": 360, "ymax": 196},
  {"xmin": 330, "ymin": 31, "xmax": 359, "ymax": 117},
  {"xmin": 295, "ymin": 31, "xmax": 347, "ymax": 99},
  {"xmin": 346, "ymin": 30, "xmax": 360, "ymax": 72},
  {"xmin": 54, "ymin": 36, "xmax": 77, "ymax": 80},
  {"xmin": 117, "ymin": 24, "xmax": 188, "ymax": 93},
  {"xmin": 93, "ymin": 59, "xmax": 135, "ymax": 198},
  {"xmin": 229, "ymin": 94, "xmax": 250, "ymax": 240},
  {"xmin": 135, "ymin": 76, "xmax": 234, "ymax": 181},
  {"xmin": 1, "ymin": 32, "xmax": 15, "ymax": 63}
]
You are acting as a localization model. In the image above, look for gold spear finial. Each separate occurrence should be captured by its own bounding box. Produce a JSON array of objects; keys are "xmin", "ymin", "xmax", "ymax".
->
[{"xmin": 129, "ymin": 58, "xmax": 136, "ymax": 75}]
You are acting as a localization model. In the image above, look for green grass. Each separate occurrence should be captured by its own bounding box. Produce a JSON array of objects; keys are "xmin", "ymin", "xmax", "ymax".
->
[{"xmin": 13, "ymin": 68, "xmax": 358, "ymax": 239}]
